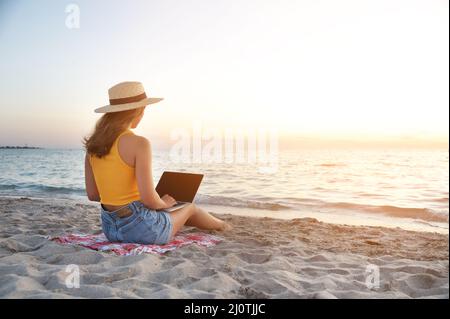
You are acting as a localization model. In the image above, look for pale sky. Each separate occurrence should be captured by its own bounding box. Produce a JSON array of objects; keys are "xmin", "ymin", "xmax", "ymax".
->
[{"xmin": 0, "ymin": 0, "xmax": 448, "ymax": 148}]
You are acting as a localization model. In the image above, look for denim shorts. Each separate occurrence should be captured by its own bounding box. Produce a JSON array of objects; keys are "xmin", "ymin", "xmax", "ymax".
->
[{"xmin": 100, "ymin": 200, "xmax": 173, "ymax": 245}]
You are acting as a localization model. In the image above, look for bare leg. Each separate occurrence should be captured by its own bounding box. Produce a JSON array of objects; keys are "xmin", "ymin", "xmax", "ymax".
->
[
  {"xmin": 184, "ymin": 205, "xmax": 224, "ymax": 230},
  {"xmin": 168, "ymin": 204, "xmax": 231, "ymax": 239}
]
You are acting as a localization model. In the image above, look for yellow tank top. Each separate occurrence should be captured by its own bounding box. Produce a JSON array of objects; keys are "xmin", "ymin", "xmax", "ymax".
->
[{"xmin": 89, "ymin": 129, "xmax": 141, "ymax": 205}]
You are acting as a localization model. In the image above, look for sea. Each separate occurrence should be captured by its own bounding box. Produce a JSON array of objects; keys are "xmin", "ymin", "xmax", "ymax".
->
[{"xmin": 0, "ymin": 148, "xmax": 448, "ymax": 233}]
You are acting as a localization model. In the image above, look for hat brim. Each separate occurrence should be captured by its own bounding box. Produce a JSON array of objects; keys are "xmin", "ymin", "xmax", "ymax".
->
[{"xmin": 94, "ymin": 97, "xmax": 163, "ymax": 113}]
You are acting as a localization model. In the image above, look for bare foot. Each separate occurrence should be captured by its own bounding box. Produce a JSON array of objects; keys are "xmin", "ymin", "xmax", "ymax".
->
[{"xmin": 218, "ymin": 221, "xmax": 233, "ymax": 231}]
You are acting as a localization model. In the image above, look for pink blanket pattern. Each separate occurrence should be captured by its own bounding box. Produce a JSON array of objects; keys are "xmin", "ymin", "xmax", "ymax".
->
[{"xmin": 50, "ymin": 232, "xmax": 223, "ymax": 256}]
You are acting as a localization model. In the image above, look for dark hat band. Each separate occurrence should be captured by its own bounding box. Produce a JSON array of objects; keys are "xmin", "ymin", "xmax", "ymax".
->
[{"xmin": 109, "ymin": 92, "xmax": 147, "ymax": 105}]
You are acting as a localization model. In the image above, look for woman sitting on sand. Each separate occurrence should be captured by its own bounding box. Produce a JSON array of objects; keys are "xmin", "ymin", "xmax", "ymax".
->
[{"xmin": 83, "ymin": 81, "xmax": 231, "ymax": 245}]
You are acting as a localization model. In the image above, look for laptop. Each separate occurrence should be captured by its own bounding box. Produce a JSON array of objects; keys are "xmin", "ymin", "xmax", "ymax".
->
[{"xmin": 155, "ymin": 171, "xmax": 204, "ymax": 212}]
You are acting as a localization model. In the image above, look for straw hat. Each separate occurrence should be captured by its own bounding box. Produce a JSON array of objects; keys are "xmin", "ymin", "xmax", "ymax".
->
[{"xmin": 94, "ymin": 81, "xmax": 163, "ymax": 113}]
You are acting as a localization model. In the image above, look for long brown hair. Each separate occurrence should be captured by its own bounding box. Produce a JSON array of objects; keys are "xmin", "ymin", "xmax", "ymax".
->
[{"xmin": 83, "ymin": 107, "xmax": 144, "ymax": 158}]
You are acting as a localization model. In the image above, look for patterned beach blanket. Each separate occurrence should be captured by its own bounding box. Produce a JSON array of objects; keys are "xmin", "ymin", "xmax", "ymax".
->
[{"xmin": 50, "ymin": 232, "xmax": 223, "ymax": 256}]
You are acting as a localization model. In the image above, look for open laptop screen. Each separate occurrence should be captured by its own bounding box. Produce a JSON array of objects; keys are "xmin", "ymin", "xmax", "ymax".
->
[{"xmin": 155, "ymin": 171, "xmax": 203, "ymax": 203}]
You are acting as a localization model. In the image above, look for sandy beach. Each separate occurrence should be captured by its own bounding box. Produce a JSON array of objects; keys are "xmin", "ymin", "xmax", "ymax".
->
[{"xmin": 0, "ymin": 196, "xmax": 448, "ymax": 299}]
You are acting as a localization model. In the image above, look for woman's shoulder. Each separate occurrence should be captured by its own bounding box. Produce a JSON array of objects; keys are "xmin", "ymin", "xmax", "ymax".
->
[
  {"xmin": 125, "ymin": 133, "xmax": 151, "ymax": 149},
  {"xmin": 118, "ymin": 133, "xmax": 151, "ymax": 162}
]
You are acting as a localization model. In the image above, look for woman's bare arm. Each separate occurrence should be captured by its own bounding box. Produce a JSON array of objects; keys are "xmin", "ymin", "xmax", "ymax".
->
[
  {"xmin": 135, "ymin": 137, "xmax": 173, "ymax": 210},
  {"xmin": 84, "ymin": 153, "xmax": 100, "ymax": 202}
]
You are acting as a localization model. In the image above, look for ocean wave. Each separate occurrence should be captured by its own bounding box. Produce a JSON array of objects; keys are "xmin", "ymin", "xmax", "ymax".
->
[
  {"xmin": 1, "ymin": 182, "xmax": 448, "ymax": 224},
  {"xmin": 0, "ymin": 184, "xmax": 18, "ymax": 190},
  {"xmin": 317, "ymin": 163, "xmax": 347, "ymax": 167},
  {"xmin": 323, "ymin": 202, "xmax": 449, "ymax": 223},
  {"xmin": 0, "ymin": 183, "xmax": 85, "ymax": 195},
  {"xmin": 196, "ymin": 194, "xmax": 292, "ymax": 211},
  {"xmin": 433, "ymin": 197, "xmax": 449, "ymax": 203},
  {"xmin": 193, "ymin": 195, "xmax": 448, "ymax": 223}
]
